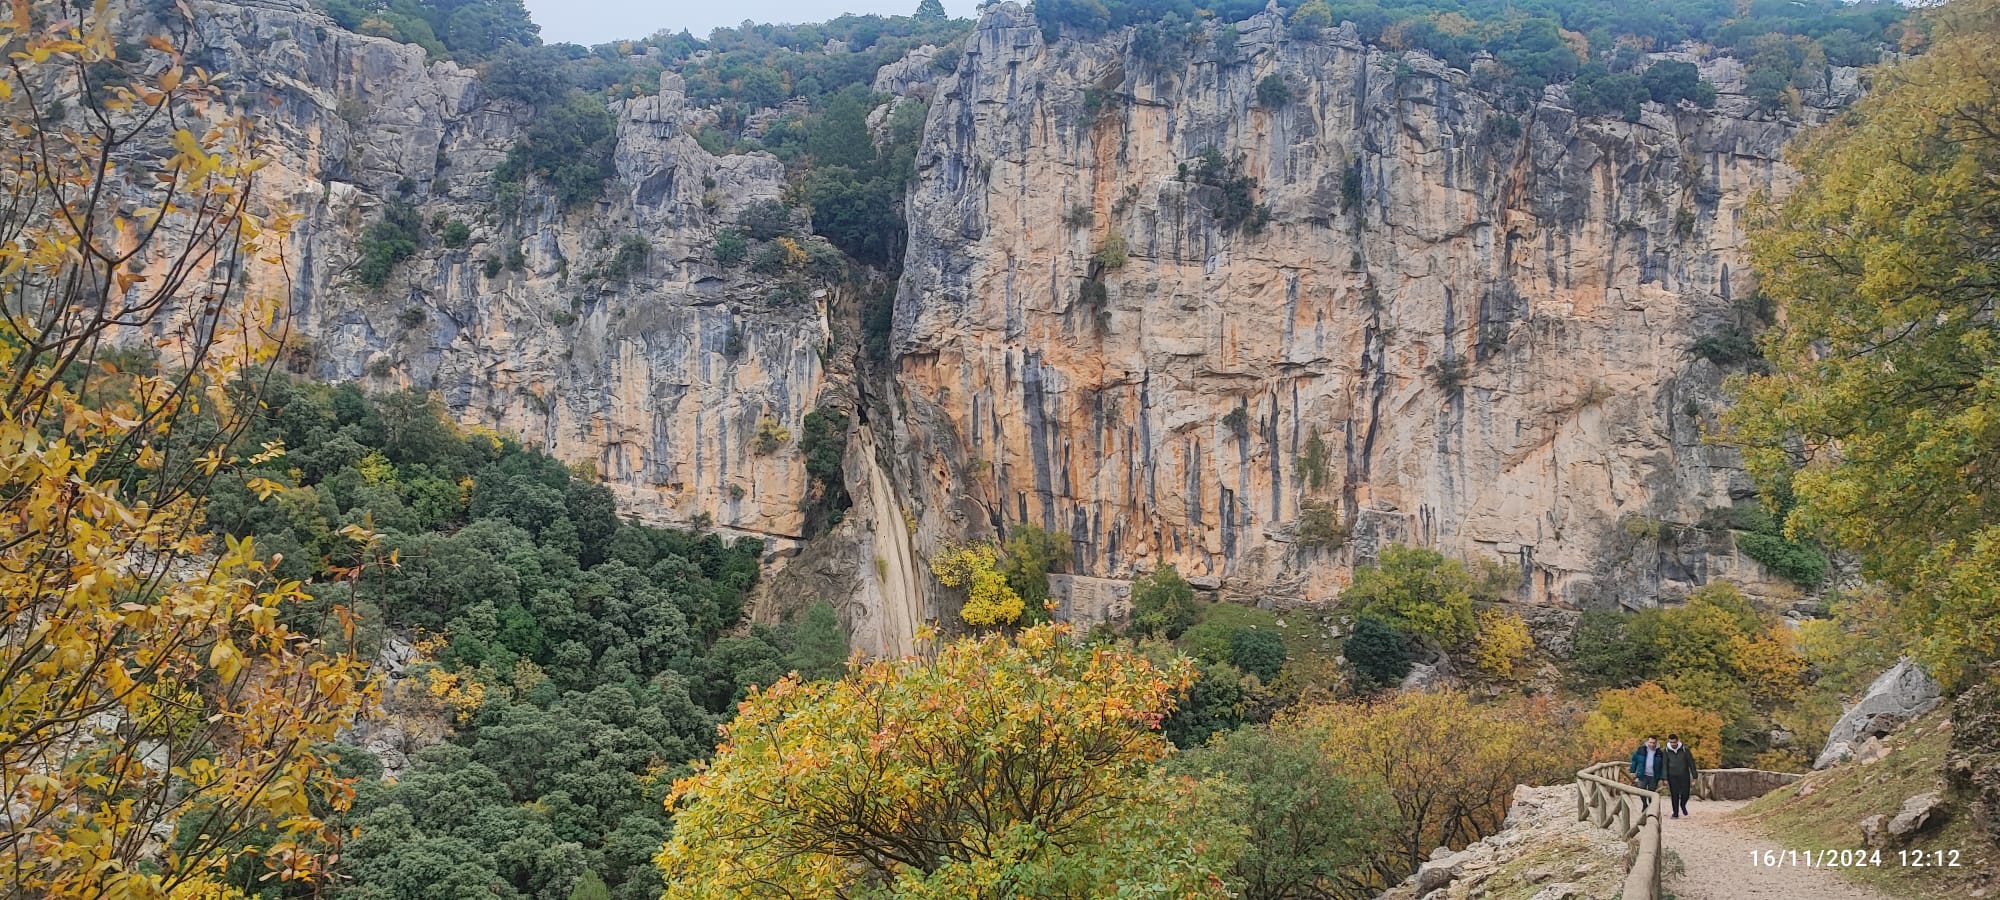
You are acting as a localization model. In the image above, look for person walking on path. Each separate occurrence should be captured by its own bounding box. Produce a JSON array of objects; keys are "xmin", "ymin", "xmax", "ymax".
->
[
  {"xmin": 1661, "ymin": 733, "xmax": 1698, "ymax": 818},
  {"xmin": 1630, "ymin": 736, "xmax": 1663, "ymax": 802}
]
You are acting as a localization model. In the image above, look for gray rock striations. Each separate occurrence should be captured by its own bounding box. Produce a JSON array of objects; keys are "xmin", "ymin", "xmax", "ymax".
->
[
  {"xmin": 183, "ymin": 0, "xmax": 1865, "ymax": 621},
  {"xmin": 890, "ymin": 3, "xmax": 1858, "ymax": 608},
  {"xmin": 183, "ymin": 0, "xmax": 834, "ymax": 543}
]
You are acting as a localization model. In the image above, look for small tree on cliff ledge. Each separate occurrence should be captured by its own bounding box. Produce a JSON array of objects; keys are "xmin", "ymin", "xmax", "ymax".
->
[
  {"xmin": 1131, "ymin": 563, "xmax": 1200, "ymax": 638},
  {"xmin": 931, "ymin": 543, "xmax": 1027, "ymax": 625},
  {"xmin": 655, "ymin": 625, "xmax": 1241, "ymax": 898}
]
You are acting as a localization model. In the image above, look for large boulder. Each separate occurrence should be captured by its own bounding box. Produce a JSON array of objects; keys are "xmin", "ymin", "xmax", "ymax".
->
[
  {"xmin": 1816, "ymin": 659, "xmax": 1942, "ymax": 769},
  {"xmin": 1946, "ymin": 668, "xmax": 2000, "ymax": 846},
  {"xmin": 1887, "ymin": 792, "xmax": 1945, "ymax": 840},
  {"xmin": 1411, "ymin": 847, "xmax": 1472, "ymax": 894}
]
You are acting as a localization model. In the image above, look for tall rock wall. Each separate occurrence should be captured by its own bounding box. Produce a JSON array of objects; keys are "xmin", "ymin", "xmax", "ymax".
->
[
  {"xmin": 890, "ymin": 3, "xmax": 1855, "ymax": 608},
  {"xmin": 183, "ymin": 0, "xmax": 835, "ymax": 543},
  {"xmin": 176, "ymin": 0, "xmax": 1857, "ymax": 617}
]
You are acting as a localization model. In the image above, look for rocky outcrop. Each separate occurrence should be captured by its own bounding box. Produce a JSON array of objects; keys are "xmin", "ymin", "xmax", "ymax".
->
[
  {"xmin": 1860, "ymin": 792, "xmax": 1945, "ymax": 849},
  {"xmin": 890, "ymin": 3, "xmax": 1855, "ymax": 608},
  {"xmin": 1817, "ymin": 659, "xmax": 1944, "ymax": 769},
  {"xmin": 180, "ymin": 0, "xmax": 834, "ymax": 544},
  {"xmin": 1947, "ymin": 668, "xmax": 2000, "ymax": 846},
  {"xmin": 1377, "ymin": 784, "xmax": 1628, "ymax": 900},
  {"xmin": 180, "ymin": 0, "xmax": 1868, "ymax": 624}
]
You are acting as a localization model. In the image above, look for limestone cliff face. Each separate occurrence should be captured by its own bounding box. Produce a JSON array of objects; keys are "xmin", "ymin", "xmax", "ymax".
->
[
  {"xmin": 185, "ymin": 0, "xmax": 1852, "ymax": 619},
  {"xmin": 185, "ymin": 0, "xmax": 834, "ymax": 542},
  {"xmin": 890, "ymin": 3, "xmax": 1856, "ymax": 608}
]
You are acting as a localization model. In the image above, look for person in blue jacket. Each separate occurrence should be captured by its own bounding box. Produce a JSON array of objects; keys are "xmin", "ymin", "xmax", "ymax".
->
[{"xmin": 1630, "ymin": 735, "xmax": 1663, "ymax": 799}]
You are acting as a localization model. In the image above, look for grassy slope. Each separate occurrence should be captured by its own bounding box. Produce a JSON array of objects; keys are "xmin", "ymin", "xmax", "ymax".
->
[{"xmin": 1737, "ymin": 710, "xmax": 1995, "ymax": 899}]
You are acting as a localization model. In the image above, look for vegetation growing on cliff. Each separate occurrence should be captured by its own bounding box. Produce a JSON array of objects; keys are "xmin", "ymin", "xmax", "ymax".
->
[
  {"xmin": 797, "ymin": 406, "xmax": 852, "ymax": 534},
  {"xmin": 492, "ymin": 86, "xmax": 618, "ymax": 208},
  {"xmin": 356, "ymin": 201, "xmax": 424, "ymax": 286},
  {"xmin": 1035, "ymin": 0, "xmax": 1906, "ymax": 111},
  {"xmin": 319, "ymin": 0, "xmax": 539, "ymax": 60},
  {"xmin": 669, "ymin": 12, "xmax": 969, "ymax": 113}
]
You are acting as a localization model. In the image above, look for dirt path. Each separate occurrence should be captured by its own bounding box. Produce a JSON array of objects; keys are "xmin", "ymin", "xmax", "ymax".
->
[{"xmin": 1663, "ymin": 799, "xmax": 1895, "ymax": 900}]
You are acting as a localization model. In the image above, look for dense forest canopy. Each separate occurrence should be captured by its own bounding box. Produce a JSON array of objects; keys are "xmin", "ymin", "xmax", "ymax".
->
[{"xmin": 197, "ymin": 378, "xmax": 852, "ymax": 899}]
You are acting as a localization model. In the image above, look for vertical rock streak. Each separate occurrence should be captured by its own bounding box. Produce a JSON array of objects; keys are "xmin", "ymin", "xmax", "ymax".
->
[{"xmin": 891, "ymin": 4, "xmax": 1857, "ymax": 607}]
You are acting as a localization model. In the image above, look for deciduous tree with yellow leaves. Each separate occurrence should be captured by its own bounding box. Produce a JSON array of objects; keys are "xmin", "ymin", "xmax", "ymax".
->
[
  {"xmin": 655, "ymin": 625, "xmax": 1240, "ymax": 898},
  {"xmin": 929, "ymin": 542, "xmax": 1026, "ymax": 626},
  {"xmin": 1583, "ymin": 682, "xmax": 1724, "ymax": 769},
  {"xmin": 1298, "ymin": 690, "xmax": 1580, "ymax": 886},
  {"xmin": 0, "ymin": 3, "xmax": 371, "ymax": 897},
  {"xmin": 1725, "ymin": 0, "xmax": 2000, "ymax": 687}
]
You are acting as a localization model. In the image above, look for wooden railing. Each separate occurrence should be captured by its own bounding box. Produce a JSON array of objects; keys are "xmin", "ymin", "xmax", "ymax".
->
[{"xmin": 1575, "ymin": 761, "xmax": 1663, "ymax": 900}]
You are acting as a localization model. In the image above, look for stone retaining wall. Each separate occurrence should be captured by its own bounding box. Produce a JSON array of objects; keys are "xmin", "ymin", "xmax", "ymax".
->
[{"xmin": 1698, "ymin": 768, "xmax": 1801, "ymax": 801}]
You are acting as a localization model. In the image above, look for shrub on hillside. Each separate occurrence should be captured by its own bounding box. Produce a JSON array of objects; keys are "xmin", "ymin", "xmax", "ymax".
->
[
  {"xmin": 1230, "ymin": 627, "xmax": 1288, "ymax": 682},
  {"xmin": 1343, "ymin": 544, "xmax": 1478, "ymax": 647},
  {"xmin": 1343, "ymin": 616, "xmax": 1412, "ymax": 689},
  {"xmin": 356, "ymin": 201, "xmax": 423, "ymax": 287},
  {"xmin": 1180, "ymin": 602, "xmax": 1280, "ymax": 665},
  {"xmin": 1131, "ymin": 564, "xmax": 1200, "ymax": 638},
  {"xmin": 737, "ymin": 199, "xmax": 793, "ymax": 241},
  {"xmin": 714, "ymin": 228, "xmax": 748, "ymax": 266},
  {"xmin": 1472, "ymin": 610, "xmax": 1533, "ymax": 680},
  {"xmin": 999, "ymin": 524, "xmax": 1072, "ymax": 623}
]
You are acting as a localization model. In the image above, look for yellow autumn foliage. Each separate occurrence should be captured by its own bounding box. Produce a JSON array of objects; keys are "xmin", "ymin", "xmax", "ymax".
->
[
  {"xmin": 656, "ymin": 625, "xmax": 1228, "ymax": 897},
  {"xmin": 1472, "ymin": 610, "xmax": 1533, "ymax": 680},
  {"xmin": 930, "ymin": 544, "xmax": 1026, "ymax": 626},
  {"xmin": 1731, "ymin": 630, "xmax": 1808, "ymax": 706},
  {"xmin": 0, "ymin": 5, "xmax": 372, "ymax": 896},
  {"xmin": 425, "ymin": 669, "xmax": 489, "ymax": 726},
  {"xmin": 1583, "ymin": 683, "xmax": 1724, "ymax": 769}
]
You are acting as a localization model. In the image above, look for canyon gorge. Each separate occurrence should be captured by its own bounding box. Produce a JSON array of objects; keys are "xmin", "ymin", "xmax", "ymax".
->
[{"xmin": 182, "ymin": 0, "xmax": 1857, "ymax": 650}]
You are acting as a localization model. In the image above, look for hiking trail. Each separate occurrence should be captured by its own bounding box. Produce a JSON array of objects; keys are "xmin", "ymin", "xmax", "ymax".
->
[{"xmin": 1663, "ymin": 799, "xmax": 1896, "ymax": 900}]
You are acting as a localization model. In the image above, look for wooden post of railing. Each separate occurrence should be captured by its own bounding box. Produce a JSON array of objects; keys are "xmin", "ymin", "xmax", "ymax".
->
[
  {"xmin": 1575, "ymin": 761, "xmax": 1663, "ymax": 900},
  {"xmin": 1625, "ymin": 795, "xmax": 1663, "ymax": 900}
]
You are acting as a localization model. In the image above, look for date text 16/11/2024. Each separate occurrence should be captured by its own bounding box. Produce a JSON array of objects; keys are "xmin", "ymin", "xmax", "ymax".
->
[{"xmin": 1749, "ymin": 849, "xmax": 1963, "ymax": 868}]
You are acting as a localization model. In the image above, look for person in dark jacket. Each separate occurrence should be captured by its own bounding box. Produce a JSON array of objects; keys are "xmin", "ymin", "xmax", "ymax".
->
[
  {"xmin": 1661, "ymin": 733, "xmax": 1699, "ymax": 818},
  {"xmin": 1629, "ymin": 736, "xmax": 1663, "ymax": 797}
]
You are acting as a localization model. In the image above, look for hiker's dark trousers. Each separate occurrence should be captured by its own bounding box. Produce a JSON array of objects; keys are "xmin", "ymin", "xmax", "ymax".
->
[
  {"xmin": 1667, "ymin": 776, "xmax": 1692, "ymax": 816},
  {"xmin": 1636, "ymin": 775, "xmax": 1659, "ymax": 806}
]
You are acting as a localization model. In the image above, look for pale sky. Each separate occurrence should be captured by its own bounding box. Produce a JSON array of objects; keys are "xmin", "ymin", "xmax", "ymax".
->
[{"xmin": 524, "ymin": 0, "xmax": 985, "ymax": 46}]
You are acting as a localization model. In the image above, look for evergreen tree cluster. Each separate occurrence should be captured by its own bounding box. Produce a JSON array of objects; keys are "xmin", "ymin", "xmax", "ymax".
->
[{"xmin": 203, "ymin": 377, "xmax": 849, "ymax": 899}]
